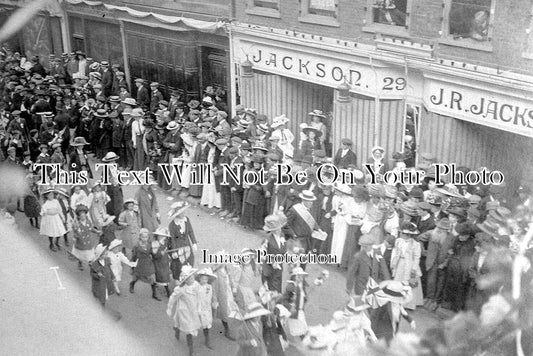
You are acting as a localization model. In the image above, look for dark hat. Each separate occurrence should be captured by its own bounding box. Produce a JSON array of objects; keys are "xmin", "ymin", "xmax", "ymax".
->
[
  {"xmin": 446, "ymin": 206, "xmax": 467, "ymax": 219},
  {"xmin": 228, "ymin": 147, "xmax": 239, "ymax": 155},
  {"xmin": 75, "ymin": 204, "xmax": 89, "ymax": 215},
  {"xmin": 341, "ymin": 138, "xmax": 353, "ymax": 146},
  {"xmin": 392, "ymin": 151, "xmax": 405, "ymax": 162},
  {"xmin": 159, "ymin": 100, "xmax": 168, "ymax": 107},
  {"xmin": 11, "ymin": 110, "xmax": 21, "ymax": 116},
  {"xmin": 455, "ymin": 223, "xmax": 472, "ymax": 236},
  {"xmin": 408, "ymin": 187, "xmax": 424, "ymax": 199},
  {"xmin": 400, "ymin": 221, "xmax": 419, "ymax": 235},
  {"xmin": 302, "ymin": 126, "xmax": 322, "ymax": 138},
  {"xmin": 143, "ymin": 119, "xmax": 154, "ymax": 128}
]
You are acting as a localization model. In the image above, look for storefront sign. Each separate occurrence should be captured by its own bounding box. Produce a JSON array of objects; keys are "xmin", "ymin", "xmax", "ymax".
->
[
  {"xmin": 424, "ymin": 81, "xmax": 533, "ymax": 138},
  {"xmin": 235, "ymin": 39, "xmax": 408, "ymax": 97}
]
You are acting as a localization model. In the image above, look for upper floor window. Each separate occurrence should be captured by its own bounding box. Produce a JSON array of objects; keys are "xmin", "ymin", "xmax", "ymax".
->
[
  {"xmin": 246, "ymin": 0, "xmax": 280, "ymax": 18},
  {"xmin": 308, "ymin": 0, "xmax": 338, "ymax": 18},
  {"xmin": 299, "ymin": 0, "xmax": 339, "ymax": 26},
  {"xmin": 441, "ymin": 0, "xmax": 494, "ymax": 49},
  {"xmin": 449, "ymin": 0, "xmax": 491, "ymax": 41},
  {"xmin": 371, "ymin": 0, "xmax": 407, "ymax": 27},
  {"xmin": 253, "ymin": 0, "xmax": 279, "ymax": 10}
]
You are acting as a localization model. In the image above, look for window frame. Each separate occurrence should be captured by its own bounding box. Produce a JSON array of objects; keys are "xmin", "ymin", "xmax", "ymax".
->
[
  {"xmin": 246, "ymin": 0, "xmax": 281, "ymax": 18},
  {"xmin": 440, "ymin": 0, "xmax": 495, "ymax": 51},
  {"xmin": 299, "ymin": 0, "xmax": 340, "ymax": 27},
  {"xmin": 363, "ymin": 0, "xmax": 412, "ymax": 37}
]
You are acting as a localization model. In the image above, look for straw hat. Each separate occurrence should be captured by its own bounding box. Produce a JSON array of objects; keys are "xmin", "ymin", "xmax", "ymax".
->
[
  {"xmin": 42, "ymin": 187, "xmax": 57, "ymax": 196},
  {"xmin": 243, "ymin": 302, "xmax": 271, "ymax": 320},
  {"xmin": 334, "ymin": 183, "xmax": 352, "ymax": 196},
  {"xmin": 92, "ymin": 243, "xmax": 107, "ymax": 261},
  {"xmin": 378, "ymin": 280, "xmax": 413, "ymax": 304},
  {"xmin": 102, "ymin": 151, "xmax": 120, "ymax": 162},
  {"xmin": 302, "ymin": 126, "xmax": 322, "ymax": 138},
  {"xmin": 400, "ymin": 201, "xmax": 418, "ymax": 217},
  {"xmin": 71, "ymin": 137, "xmax": 89, "ymax": 146},
  {"xmin": 121, "ymin": 97, "xmax": 137, "ymax": 106},
  {"xmin": 195, "ymin": 268, "xmax": 217, "ymax": 284},
  {"xmin": 436, "ymin": 218, "xmax": 451, "ymax": 230},
  {"xmin": 298, "ymin": 190, "xmax": 316, "ymax": 201},
  {"xmin": 400, "ymin": 221, "xmax": 419, "ymax": 235},
  {"xmin": 308, "ymin": 109, "xmax": 327, "ymax": 119},
  {"xmin": 75, "ymin": 204, "xmax": 89, "ymax": 215},
  {"xmin": 178, "ymin": 265, "xmax": 198, "ymax": 286},
  {"xmin": 367, "ymin": 184, "xmax": 385, "ymax": 198},
  {"xmin": 168, "ymin": 200, "xmax": 190, "ymax": 220},
  {"xmin": 55, "ymin": 187, "xmax": 70, "ymax": 198},
  {"xmin": 109, "ymin": 239, "xmax": 123, "ymax": 250},
  {"xmin": 153, "ymin": 227, "xmax": 171, "ymax": 238},
  {"xmin": 291, "ymin": 267, "xmax": 308, "ymax": 276},
  {"xmin": 271, "ymin": 114, "xmax": 289, "ymax": 128}
]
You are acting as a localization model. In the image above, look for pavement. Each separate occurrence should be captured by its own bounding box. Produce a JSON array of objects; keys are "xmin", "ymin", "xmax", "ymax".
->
[{"xmin": 0, "ymin": 161, "xmax": 451, "ymax": 355}]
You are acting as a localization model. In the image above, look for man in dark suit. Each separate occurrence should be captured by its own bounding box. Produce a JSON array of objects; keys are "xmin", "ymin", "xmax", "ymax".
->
[
  {"xmin": 346, "ymin": 232, "xmax": 391, "ymax": 296},
  {"xmin": 333, "ymin": 138, "xmax": 357, "ymax": 169},
  {"xmin": 261, "ymin": 214, "xmax": 287, "ymax": 293},
  {"xmin": 135, "ymin": 78, "xmax": 150, "ymax": 110},
  {"xmin": 214, "ymin": 138, "xmax": 231, "ymax": 217},
  {"xmin": 282, "ymin": 190, "xmax": 319, "ymax": 255},
  {"xmin": 101, "ymin": 61, "xmax": 114, "ymax": 97},
  {"xmin": 226, "ymin": 146, "xmax": 244, "ymax": 220}
]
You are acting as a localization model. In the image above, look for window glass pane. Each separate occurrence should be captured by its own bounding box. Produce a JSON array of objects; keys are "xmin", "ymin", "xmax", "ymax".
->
[
  {"xmin": 309, "ymin": 0, "xmax": 337, "ymax": 17},
  {"xmin": 372, "ymin": 0, "xmax": 407, "ymax": 26},
  {"xmin": 449, "ymin": 0, "xmax": 491, "ymax": 41},
  {"xmin": 253, "ymin": 0, "xmax": 279, "ymax": 10}
]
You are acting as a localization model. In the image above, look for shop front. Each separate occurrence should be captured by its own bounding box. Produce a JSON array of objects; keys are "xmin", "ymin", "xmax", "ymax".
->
[
  {"xmin": 419, "ymin": 76, "xmax": 533, "ymax": 190},
  {"xmin": 63, "ymin": 0, "xmax": 228, "ymax": 102},
  {"xmin": 232, "ymin": 25, "xmax": 417, "ymax": 160}
]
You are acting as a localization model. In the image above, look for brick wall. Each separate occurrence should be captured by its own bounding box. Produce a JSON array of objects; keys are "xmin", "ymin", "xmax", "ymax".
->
[{"xmin": 234, "ymin": 0, "xmax": 533, "ymax": 75}]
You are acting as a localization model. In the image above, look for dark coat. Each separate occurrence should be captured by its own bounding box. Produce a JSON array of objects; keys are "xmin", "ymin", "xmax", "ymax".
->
[
  {"xmin": 69, "ymin": 150, "xmax": 93, "ymax": 178},
  {"xmin": 333, "ymin": 148, "xmax": 357, "ymax": 169},
  {"xmin": 106, "ymin": 184, "xmax": 124, "ymax": 217},
  {"xmin": 111, "ymin": 118, "xmax": 124, "ymax": 147},
  {"xmin": 346, "ymin": 250, "xmax": 391, "ymax": 295},
  {"xmin": 136, "ymin": 86, "xmax": 150, "ymax": 109},
  {"xmin": 102, "ymin": 69, "xmax": 114, "ymax": 97},
  {"xmin": 282, "ymin": 204, "xmax": 316, "ymax": 240},
  {"xmin": 262, "ymin": 233, "xmax": 287, "ymax": 293},
  {"xmin": 150, "ymin": 90, "xmax": 164, "ymax": 113},
  {"xmin": 90, "ymin": 257, "xmax": 116, "ymax": 305}
]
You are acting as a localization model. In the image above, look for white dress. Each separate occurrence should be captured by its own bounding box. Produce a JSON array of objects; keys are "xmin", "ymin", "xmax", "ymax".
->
[
  {"xmin": 390, "ymin": 238, "xmax": 424, "ymax": 309},
  {"xmin": 108, "ymin": 251, "xmax": 135, "ymax": 282},
  {"xmin": 40, "ymin": 199, "xmax": 67, "ymax": 237},
  {"xmin": 330, "ymin": 195, "xmax": 357, "ymax": 262},
  {"xmin": 88, "ymin": 191, "xmax": 110, "ymax": 229},
  {"xmin": 200, "ymin": 146, "xmax": 221, "ymax": 208},
  {"xmin": 197, "ymin": 283, "xmax": 215, "ymax": 329}
]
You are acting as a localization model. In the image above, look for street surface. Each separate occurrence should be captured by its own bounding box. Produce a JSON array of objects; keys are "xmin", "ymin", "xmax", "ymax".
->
[{"xmin": 0, "ymin": 161, "xmax": 447, "ymax": 355}]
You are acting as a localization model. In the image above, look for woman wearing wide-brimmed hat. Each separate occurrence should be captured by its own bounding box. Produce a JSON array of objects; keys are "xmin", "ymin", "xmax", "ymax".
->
[
  {"xmin": 89, "ymin": 243, "xmax": 118, "ymax": 308},
  {"xmin": 167, "ymin": 265, "xmax": 201, "ymax": 356},
  {"xmin": 390, "ymin": 221, "xmax": 423, "ymax": 310},
  {"xmin": 167, "ymin": 201, "xmax": 197, "ymax": 281},
  {"xmin": 299, "ymin": 126, "xmax": 322, "ymax": 158},
  {"xmin": 261, "ymin": 214, "xmax": 288, "ymax": 293},
  {"xmin": 40, "ymin": 187, "xmax": 67, "ymax": 252},
  {"xmin": 235, "ymin": 302, "xmax": 270, "ymax": 356},
  {"xmin": 330, "ymin": 183, "xmax": 359, "ymax": 266}
]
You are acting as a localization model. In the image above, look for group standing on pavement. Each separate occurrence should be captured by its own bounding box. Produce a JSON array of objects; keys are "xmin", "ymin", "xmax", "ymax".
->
[{"xmin": 1, "ymin": 45, "xmax": 532, "ymax": 355}]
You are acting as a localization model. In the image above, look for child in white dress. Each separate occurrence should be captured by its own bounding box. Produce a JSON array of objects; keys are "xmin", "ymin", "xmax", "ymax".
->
[{"xmin": 108, "ymin": 239, "xmax": 137, "ymax": 295}]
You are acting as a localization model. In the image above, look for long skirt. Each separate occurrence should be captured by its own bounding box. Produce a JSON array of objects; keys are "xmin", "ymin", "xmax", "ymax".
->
[
  {"xmin": 240, "ymin": 202, "xmax": 266, "ymax": 229},
  {"xmin": 24, "ymin": 194, "xmax": 41, "ymax": 218},
  {"xmin": 170, "ymin": 255, "xmax": 195, "ymax": 280},
  {"xmin": 200, "ymin": 169, "xmax": 220, "ymax": 208}
]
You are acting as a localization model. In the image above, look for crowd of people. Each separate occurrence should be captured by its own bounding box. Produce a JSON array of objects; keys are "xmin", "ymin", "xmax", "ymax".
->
[{"xmin": 1, "ymin": 46, "xmax": 532, "ymax": 356}]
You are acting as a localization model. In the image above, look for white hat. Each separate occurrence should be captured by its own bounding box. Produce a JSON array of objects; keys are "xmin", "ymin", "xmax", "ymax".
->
[
  {"xmin": 271, "ymin": 114, "xmax": 289, "ymax": 128},
  {"xmin": 92, "ymin": 243, "xmax": 107, "ymax": 261},
  {"xmin": 168, "ymin": 201, "xmax": 190, "ymax": 220},
  {"xmin": 195, "ymin": 268, "xmax": 217, "ymax": 284},
  {"xmin": 102, "ymin": 214, "xmax": 116, "ymax": 226},
  {"xmin": 178, "ymin": 265, "xmax": 198, "ymax": 286},
  {"xmin": 102, "ymin": 151, "xmax": 120, "ymax": 162},
  {"xmin": 243, "ymin": 302, "xmax": 271, "ymax": 320},
  {"xmin": 291, "ymin": 267, "xmax": 308, "ymax": 276},
  {"xmin": 153, "ymin": 227, "xmax": 171, "ymax": 238},
  {"xmin": 109, "ymin": 239, "xmax": 122, "ymax": 250},
  {"xmin": 298, "ymin": 190, "xmax": 316, "ymax": 201}
]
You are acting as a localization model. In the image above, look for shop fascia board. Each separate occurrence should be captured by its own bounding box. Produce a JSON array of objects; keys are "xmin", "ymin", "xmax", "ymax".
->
[
  {"xmin": 231, "ymin": 23, "xmax": 533, "ymax": 92},
  {"xmin": 422, "ymin": 65, "xmax": 533, "ymax": 97}
]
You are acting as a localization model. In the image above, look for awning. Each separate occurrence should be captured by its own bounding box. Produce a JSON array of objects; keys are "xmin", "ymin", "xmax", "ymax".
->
[{"xmin": 64, "ymin": 0, "xmax": 226, "ymax": 33}]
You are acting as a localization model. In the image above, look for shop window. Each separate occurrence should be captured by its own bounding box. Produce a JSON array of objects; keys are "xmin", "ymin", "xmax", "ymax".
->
[
  {"xmin": 246, "ymin": 0, "xmax": 280, "ymax": 18},
  {"xmin": 441, "ymin": 0, "xmax": 494, "ymax": 50},
  {"xmin": 364, "ymin": 0, "xmax": 410, "ymax": 36},
  {"xmin": 299, "ymin": 0, "xmax": 339, "ymax": 26},
  {"xmin": 403, "ymin": 103, "xmax": 419, "ymax": 168}
]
